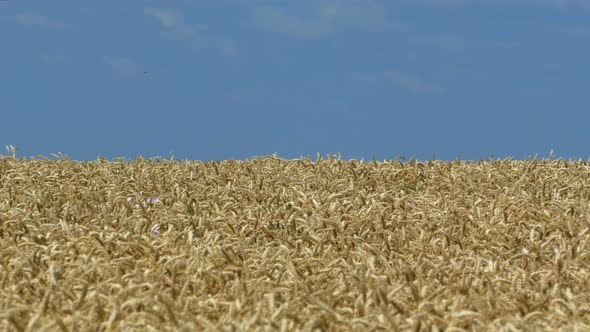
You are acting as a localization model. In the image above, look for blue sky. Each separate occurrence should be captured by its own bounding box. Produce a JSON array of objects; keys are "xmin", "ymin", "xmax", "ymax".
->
[{"xmin": 1, "ymin": 0, "xmax": 589, "ymax": 161}]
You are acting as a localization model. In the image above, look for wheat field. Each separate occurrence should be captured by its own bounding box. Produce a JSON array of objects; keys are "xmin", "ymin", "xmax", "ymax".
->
[{"xmin": 1, "ymin": 154, "xmax": 590, "ymax": 331}]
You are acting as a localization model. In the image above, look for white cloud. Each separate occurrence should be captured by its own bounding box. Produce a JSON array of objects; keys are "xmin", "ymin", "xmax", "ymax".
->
[
  {"xmin": 15, "ymin": 12, "xmax": 68, "ymax": 29},
  {"xmin": 253, "ymin": 1, "xmax": 398, "ymax": 38},
  {"xmin": 39, "ymin": 52, "xmax": 70, "ymax": 64},
  {"xmin": 356, "ymin": 71, "xmax": 444, "ymax": 95},
  {"xmin": 414, "ymin": 33, "xmax": 466, "ymax": 51},
  {"xmin": 560, "ymin": 25, "xmax": 590, "ymax": 37},
  {"xmin": 403, "ymin": 0, "xmax": 589, "ymax": 8},
  {"xmin": 321, "ymin": 1, "xmax": 388, "ymax": 27},
  {"xmin": 102, "ymin": 56, "xmax": 146, "ymax": 78},
  {"xmin": 144, "ymin": 7, "xmax": 201, "ymax": 35},
  {"xmin": 145, "ymin": 8, "xmax": 181, "ymax": 28},
  {"xmin": 384, "ymin": 71, "xmax": 444, "ymax": 95},
  {"xmin": 414, "ymin": 32, "xmax": 519, "ymax": 52},
  {"xmin": 145, "ymin": 7, "xmax": 235, "ymax": 55},
  {"xmin": 254, "ymin": 7, "xmax": 331, "ymax": 37}
]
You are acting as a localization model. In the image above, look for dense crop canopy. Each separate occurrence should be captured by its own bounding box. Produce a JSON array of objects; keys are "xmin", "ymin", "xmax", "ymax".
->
[{"xmin": 1, "ymin": 156, "xmax": 590, "ymax": 331}]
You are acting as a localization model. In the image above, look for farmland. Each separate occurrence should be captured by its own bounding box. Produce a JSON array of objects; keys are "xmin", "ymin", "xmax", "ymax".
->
[{"xmin": 1, "ymin": 155, "xmax": 590, "ymax": 331}]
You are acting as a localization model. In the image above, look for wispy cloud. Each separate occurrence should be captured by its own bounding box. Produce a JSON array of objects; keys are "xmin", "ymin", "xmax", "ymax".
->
[
  {"xmin": 14, "ymin": 12, "xmax": 68, "ymax": 29},
  {"xmin": 39, "ymin": 52, "xmax": 70, "ymax": 64},
  {"xmin": 254, "ymin": 7, "xmax": 330, "ymax": 37},
  {"xmin": 144, "ymin": 7, "xmax": 236, "ymax": 56},
  {"xmin": 102, "ymin": 56, "xmax": 146, "ymax": 78},
  {"xmin": 253, "ymin": 1, "xmax": 399, "ymax": 38},
  {"xmin": 144, "ymin": 7, "xmax": 198, "ymax": 35},
  {"xmin": 403, "ymin": 0, "xmax": 590, "ymax": 8},
  {"xmin": 385, "ymin": 71, "xmax": 444, "ymax": 95},
  {"xmin": 560, "ymin": 24, "xmax": 590, "ymax": 37},
  {"xmin": 356, "ymin": 71, "xmax": 444, "ymax": 95},
  {"xmin": 414, "ymin": 32, "xmax": 519, "ymax": 52},
  {"xmin": 414, "ymin": 33, "xmax": 466, "ymax": 52}
]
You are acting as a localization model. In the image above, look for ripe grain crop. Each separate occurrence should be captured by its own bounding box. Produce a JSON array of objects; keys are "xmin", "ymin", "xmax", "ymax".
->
[{"xmin": 1, "ymin": 154, "xmax": 590, "ymax": 331}]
